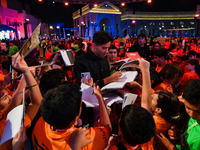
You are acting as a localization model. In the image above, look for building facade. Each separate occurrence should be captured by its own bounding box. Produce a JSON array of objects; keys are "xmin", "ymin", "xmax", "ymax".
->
[
  {"xmin": 0, "ymin": 0, "xmax": 42, "ymax": 40},
  {"xmin": 73, "ymin": 1, "xmax": 200, "ymax": 38}
]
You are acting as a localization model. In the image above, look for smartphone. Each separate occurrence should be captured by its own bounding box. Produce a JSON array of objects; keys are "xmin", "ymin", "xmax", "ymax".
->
[{"xmin": 81, "ymin": 72, "xmax": 91, "ymax": 83}]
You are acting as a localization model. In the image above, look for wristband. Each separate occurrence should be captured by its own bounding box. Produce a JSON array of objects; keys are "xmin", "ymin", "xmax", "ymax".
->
[{"xmin": 26, "ymin": 83, "xmax": 38, "ymax": 90}]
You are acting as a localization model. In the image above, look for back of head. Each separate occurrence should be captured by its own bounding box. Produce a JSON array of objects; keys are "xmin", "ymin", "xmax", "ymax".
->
[
  {"xmin": 150, "ymin": 68, "xmax": 160, "ymax": 88},
  {"xmin": 153, "ymin": 48, "xmax": 168, "ymax": 60},
  {"xmin": 120, "ymin": 105, "xmax": 155, "ymax": 145},
  {"xmin": 157, "ymin": 90, "xmax": 180, "ymax": 124},
  {"xmin": 187, "ymin": 50, "xmax": 197, "ymax": 58},
  {"xmin": 39, "ymin": 69, "xmax": 67, "ymax": 95},
  {"xmin": 93, "ymin": 31, "xmax": 113, "ymax": 46},
  {"xmin": 183, "ymin": 79, "xmax": 200, "ymax": 105},
  {"xmin": 41, "ymin": 82, "xmax": 82, "ymax": 129},
  {"xmin": 160, "ymin": 63, "xmax": 182, "ymax": 82}
]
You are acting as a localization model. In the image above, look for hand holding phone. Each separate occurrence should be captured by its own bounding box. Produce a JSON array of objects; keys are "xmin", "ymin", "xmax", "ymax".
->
[{"xmin": 81, "ymin": 72, "xmax": 91, "ymax": 83}]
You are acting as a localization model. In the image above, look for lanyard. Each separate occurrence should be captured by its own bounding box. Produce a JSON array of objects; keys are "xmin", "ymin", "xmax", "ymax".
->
[{"xmin": 184, "ymin": 121, "xmax": 198, "ymax": 134}]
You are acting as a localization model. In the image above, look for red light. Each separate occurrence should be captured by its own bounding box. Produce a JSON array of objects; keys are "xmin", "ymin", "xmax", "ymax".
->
[
  {"xmin": 65, "ymin": 2, "xmax": 68, "ymax": 6},
  {"xmin": 147, "ymin": 0, "xmax": 152, "ymax": 3},
  {"xmin": 132, "ymin": 20, "xmax": 135, "ymax": 24},
  {"xmin": 94, "ymin": 4, "xmax": 98, "ymax": 7},
  {"xmin": 121, "ymin": 3, "xmax": 125, "ymax": 6}
]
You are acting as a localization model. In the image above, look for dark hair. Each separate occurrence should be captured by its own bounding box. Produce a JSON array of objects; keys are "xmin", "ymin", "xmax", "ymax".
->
[
  {"xmin": 183, "ymin": 79, "xmax": 200, "ymax": 105},
  {"xmin": 157, "ymin": 90, "xmax": 180, "ymax": 124},
  {"xmin": 180, "ymin": 55, "xmax": 189, "ymax": 61},
  {"xmin": 39, "ymin": 69, "xmax": 67, "ymax": 95},
  {"xmin": 153, "ymin": 48, "xmax": 168, "ymax": 60},
  {"xmin": 197, "ymin": 53, "xmax": 200, "ymax": 58},
  {"xmin": 160, "ymin": 63, "xmax": 182, "ymax": 83},
  {"xmin": 186, "ymin": 59, "xmax": 200, "ymax": 77},
  {"xmin": 187, "ymin": 50, "xmax": 197, "ymax": 58},
  {"xmin": 2, "ymin": 60, "xmax": 12, "ymax": 72},
  {"xmin": 93, "ymin": 31, "xmax": 113, "ymax": 46},
  {"xmin": 47, "ymin": 45, "xmax": 51, "ymax": 49},
  {"xmin": 120, "ymin": 105, "xmax": 155, "ymax": 146},
  {"xmin": 154, "ymin": 41, "xmax": 161, "ymax": 47},
  {"xmin": 138, "ymin": 34, "xmax": 146, "ymax": 38},
  {"xmin": 150, "ymin": 68, "xmax": 160, "ymax": 88},
  {"xmin": 41, "ymin": 82, "xmax": 82, "ymax": 129},
  {"xmin": 58, "ymin": 44, "xmax": 65, "ymax": 49},
  {"xmin": 108, "ymin": 45, "xmax": 118, "ymax": 51}
]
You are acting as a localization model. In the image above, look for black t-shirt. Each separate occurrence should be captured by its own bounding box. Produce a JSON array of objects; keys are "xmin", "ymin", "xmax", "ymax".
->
[
  {"xmin": 128, "ymin": 44, "xmax": 150, "ymax": 59},
  {"xmin": 74, "ymin": 50, "xmax": 110, "ymax": 88}
]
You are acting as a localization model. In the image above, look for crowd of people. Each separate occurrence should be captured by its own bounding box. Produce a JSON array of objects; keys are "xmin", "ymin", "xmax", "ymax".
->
[{"xmin": 0, "ymin": 31, "xmax": 200, "ymax": 150}]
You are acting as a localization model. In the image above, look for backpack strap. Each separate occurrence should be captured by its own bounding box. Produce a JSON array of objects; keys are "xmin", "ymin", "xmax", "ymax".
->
[{"xmin": 116, "ymin": 142, "xmax": 127, "ymax": 150}]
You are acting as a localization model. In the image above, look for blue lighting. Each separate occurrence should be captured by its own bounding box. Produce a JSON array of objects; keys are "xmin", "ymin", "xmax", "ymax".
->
[
  {"xmin": 52, "ymin": 1, "xmax": 55, "ymax": 3},
  {"xmin": 105, "ymin": 4, "xmax": 108, "ymax": 7}
]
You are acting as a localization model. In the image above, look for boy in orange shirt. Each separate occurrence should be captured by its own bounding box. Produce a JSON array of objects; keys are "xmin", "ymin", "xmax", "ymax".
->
[
  {"xmin": 32, "ymin": 82, "xmax": 112, "ymax": 150},
  {"xmin": 153, "ymin": 48, "xmax": 168, "ymax": 73}
]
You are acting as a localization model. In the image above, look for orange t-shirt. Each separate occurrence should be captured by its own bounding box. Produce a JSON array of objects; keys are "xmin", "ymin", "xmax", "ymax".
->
[
  {"xmin": 152, "ymin": 116, "xmax": 171, "ymax": 149},
  {"xmin": 109, "ymin": 140, "xmax": 153, "ymax": 150},
  {"xmin": 155, "ymin": 64, "xmax": 163, "ymax": 73},
  {"xmin": 179, "ymin": 71, "xmax": 199, "ymax": 88},
  {"xmin": 32, "ymin": 117, "xmax": 109, "ymax": 150},
  {"xmin": 0, "ymin": 113, "xmax": 31, "ymax": 150},
  {"xmin": 45, "ymin": 51, "xmax": 52, "ymax": 60},
  {"xmin": 154, "ymin": 81, "xmax": 173, "ymax": 93}
]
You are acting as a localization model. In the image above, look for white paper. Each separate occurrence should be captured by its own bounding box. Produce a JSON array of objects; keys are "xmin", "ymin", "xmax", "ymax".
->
[
  {"xmin": 81, "ymin": 83, "xmax": 99, "ymax": 107},
  {"xmin": 60, "ymin": 50, "xmax": 72, "ymax": 66},
  {"xmin": 0, "ymin": 105, "xmax": 23, "ymax": 145},
  {"xmin": 122, "ymin": 93, "xmax": 137, "ymax": 110},
  {"xmin": 104, "ymin": 94, "xmax": 123, "ymax": 106},
  {"xmin": 101, "ymin": 71, "xmax": 138, "ymax": 91}
]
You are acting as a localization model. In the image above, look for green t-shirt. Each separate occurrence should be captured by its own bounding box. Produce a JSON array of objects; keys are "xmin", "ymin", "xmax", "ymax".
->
[
  {"xmin": 176, "ymin": 118, "xmax": 200, "ymax": 150},
  {"xmin": 45, "ymin": 45, "xmax": 59, "ymax": 53},
  {"xmin": 7, "ymin": 45, "xmax": 19, "ymax": 57},
  {"xmin": 73, "ymin": 44, "xmax": 80, "ymax": 52}
]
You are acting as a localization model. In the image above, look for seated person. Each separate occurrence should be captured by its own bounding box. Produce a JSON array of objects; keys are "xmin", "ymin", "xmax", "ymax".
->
[{"xmin": 153, "ymin": 48, "xmax": 168, "ymax": 72}]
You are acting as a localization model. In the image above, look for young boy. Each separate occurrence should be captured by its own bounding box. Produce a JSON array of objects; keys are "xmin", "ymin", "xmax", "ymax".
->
[
  {"xmin": 45, "ymin": 45, "xmax": 53, "ymax": 60},
  {"xmin": 107, "ymin": 45, "xmax": 118, "ymax": 74},
  {"xmin": 32, "ymin": 82, "xmax": 112, "ymax": 150},
  {"xmin": 157, "ymin": 79, "xmax": 200, "ymax": 150},
  {"xmin": 153, "ymin": 48, "xmax": 168, "ymax": 72}
]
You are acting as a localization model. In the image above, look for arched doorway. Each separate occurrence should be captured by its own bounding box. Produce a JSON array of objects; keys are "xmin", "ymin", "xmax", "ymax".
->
[
  {"xmin": 99, "ymin": 18, "xmax": 112, "ymax": 34},
  {"xmin": 124, "ymin": 29, "xmax": 127, "ymax": 36}
]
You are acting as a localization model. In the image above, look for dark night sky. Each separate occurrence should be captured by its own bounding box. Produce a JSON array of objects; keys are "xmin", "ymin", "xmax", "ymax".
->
[{"xmin": 21, "ymin": 0, "xmax": 199, "ymax": 27}]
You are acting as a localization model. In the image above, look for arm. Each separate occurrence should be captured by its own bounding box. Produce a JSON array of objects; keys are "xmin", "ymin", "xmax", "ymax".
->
[
  {"xmin": 139, "ymin": 58, "xmax": 152, "ymax": 113},
  {"xmin": 93, "ymin": 83, "xmax": 112, "ymax": 135},
  {"xmin": 13, "ymin": 55, "xmax": 42, "ymax": 121},
  {"xmin": 103, "ymin": 71, "xmax": 122, "ymax": 85},
  {"xmin": 2, "ymin": 75, "xmax": 26, "ymax": 118},
  {"xmin": 156, "ymin": 133, "xmax": 178, "ymax": 150},
  {"xmin": 70, "ymin": 127, "xmax": 93, "ymax": 150},
  {"xmin": 12, "ymin": 125, "xmax": 27, "ymax": 150}
]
